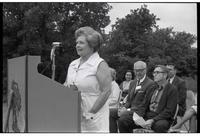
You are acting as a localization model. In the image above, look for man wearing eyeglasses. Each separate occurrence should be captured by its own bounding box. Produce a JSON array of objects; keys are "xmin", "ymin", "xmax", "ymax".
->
[
  {"xmin": 118, "ymin": 65, "xmax": 178, "ymax": 133},
  {"xmin": 112, "ymin": 61, "xmax": 155, "ymax": 133},
  {"xmin": 166, "ymin": 64, "xmax": 187, "ymax": 117}
]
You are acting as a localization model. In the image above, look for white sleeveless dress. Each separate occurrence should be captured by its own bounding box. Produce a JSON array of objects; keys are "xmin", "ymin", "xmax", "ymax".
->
[{"xmin": 64, "ymin": 52, "xmax": 109, "ymax": 132}]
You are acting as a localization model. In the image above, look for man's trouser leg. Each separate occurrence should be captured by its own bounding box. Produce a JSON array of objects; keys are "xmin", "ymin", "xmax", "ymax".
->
[
  {"xmin": 118, "ymin": 110, "xmax": 137, "ymax": 133},
  {"xmin": 109, "ymin": 108, "xmax": 119, "ymax": 133},
  {"xmin": 152, "ymin": 119, "xmax": 170, "ymax": 133}
]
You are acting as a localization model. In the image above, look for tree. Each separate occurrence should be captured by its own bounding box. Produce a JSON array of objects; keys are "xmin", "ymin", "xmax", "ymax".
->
[
  {"xmin": 3, "ymin": 2, "xmax": 111, "ymax": 57},
  {"xmin": 102, "ymin": 4, "xmax": 197, "ymax": 83}
]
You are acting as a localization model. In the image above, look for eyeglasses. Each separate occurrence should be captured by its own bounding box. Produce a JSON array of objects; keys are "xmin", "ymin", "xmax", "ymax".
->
[
  {"xmin": 134, "ymin": 69, "xmax": 145, "ymax": 73},
  {"xmin": 153, "ymin": 71, "xmax": 165, "ymax": 75},
  {"xmin": 168, "ymin": 68, "xmax": 174, "ymax": 71}
]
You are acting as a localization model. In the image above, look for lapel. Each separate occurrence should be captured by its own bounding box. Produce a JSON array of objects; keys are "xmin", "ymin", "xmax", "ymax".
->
[
  {"xmin": 129, "ymin": 80, "xmax": 137, "ymax": 99},
  {"xmin": 130, "ymin": 77, "xmax": 148, "ymax": 99},
  {"xmin": 172, "ymin": 76, "xmax": 178, "ymax": 86},
  {"xmin": 139, "ymin": 77, "xmax": 147, "ymax": 87}
]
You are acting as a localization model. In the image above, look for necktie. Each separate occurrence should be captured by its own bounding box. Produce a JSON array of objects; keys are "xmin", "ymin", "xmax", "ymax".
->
[
  {"xmin": 151, "ymin": 86, "xmax": 163, "ymax": 103},
  {"xmin": 134, "ymin": 80, "xmax": 140, "ymax": 94},
  {"xmin": 168, "ymin": 78, "xmax": 171, "ymax": 84},
  {"xmin": 150, "ymin": 86, "xmax": 163, "ymax": 112}
]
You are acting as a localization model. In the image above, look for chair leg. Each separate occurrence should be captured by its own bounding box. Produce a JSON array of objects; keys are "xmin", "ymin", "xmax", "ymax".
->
[
  {"xmin": 183, "ymin": 122, "xmax": 190, "ymax": 132},
  {"xmin": 189, "ymin": 115, "xmax": 197, "ymax": 133}
]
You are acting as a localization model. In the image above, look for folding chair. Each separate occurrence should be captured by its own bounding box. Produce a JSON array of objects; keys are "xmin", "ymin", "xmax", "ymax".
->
[{"xmin": 178, "ymin": 90, "xmax": 196, "ymax": 132}]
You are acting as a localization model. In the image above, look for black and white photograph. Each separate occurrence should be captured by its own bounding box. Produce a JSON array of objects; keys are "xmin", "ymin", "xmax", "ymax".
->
[{"xmin": 2, "ymin": 1, "xmax": 198, "ymax": 134}]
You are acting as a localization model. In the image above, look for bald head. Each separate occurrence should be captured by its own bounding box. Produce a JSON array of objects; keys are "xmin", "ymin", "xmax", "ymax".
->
[{"xmin": 134, "ymin": 61, "xmax": 147, "ymax": 70}]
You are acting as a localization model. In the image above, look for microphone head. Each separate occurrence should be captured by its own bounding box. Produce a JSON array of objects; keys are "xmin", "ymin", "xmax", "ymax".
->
[{"xmin": 52, "ymin": 42, "xmax": 61, "ymax": 47}]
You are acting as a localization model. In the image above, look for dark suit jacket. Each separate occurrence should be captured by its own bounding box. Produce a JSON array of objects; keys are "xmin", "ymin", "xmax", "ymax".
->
[
  {"xmin": 172, "ymin": 76, "xmax": 187, "ymax": 116},
  {"xmin": 124, "ymin": 76, "xmax": 155, "ymax": 111},
  {"xmin": 136, "ymin": 83, "xmax": 178, "ymax": 122}
]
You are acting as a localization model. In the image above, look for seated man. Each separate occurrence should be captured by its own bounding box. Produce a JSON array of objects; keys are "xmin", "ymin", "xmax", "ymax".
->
[
  {"xmin": 109, "ymin": 61, "xmax": 155, "ymax": 133},
  {"xmin": 118, "ymin": 65, "xmax": 178, "ymax": 133}
]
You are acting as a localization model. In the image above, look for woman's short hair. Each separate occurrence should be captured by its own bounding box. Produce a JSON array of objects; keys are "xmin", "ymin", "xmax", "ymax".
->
[{"xmin": 75, "ymin": 26, "xmax": 103, "ymax": 52}]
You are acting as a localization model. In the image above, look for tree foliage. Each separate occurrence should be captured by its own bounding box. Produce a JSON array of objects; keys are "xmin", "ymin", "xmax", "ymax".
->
[
  {"xmin": 3, "ymin": 2, "xmax": 112, "ymax": 96},
  {"xmin": 102, "ymin": 4, "xmax": 197, "ymax": 83},
  {"xmin": 3, "ymin": 2, "xmax": 111, "ymax": 58}
]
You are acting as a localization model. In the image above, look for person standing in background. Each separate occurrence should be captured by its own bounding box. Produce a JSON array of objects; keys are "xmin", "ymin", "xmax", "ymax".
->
[
  {"xmin": 64, "ymin": 26, "xmax": 112, "ymax": 132},
  {"xmin": 166, "ymin": 64, "xmax": 187, "ymax": 117},
  {"xmin": 109, "ymin": 68, "xmax": 122, "ymax": 109}
]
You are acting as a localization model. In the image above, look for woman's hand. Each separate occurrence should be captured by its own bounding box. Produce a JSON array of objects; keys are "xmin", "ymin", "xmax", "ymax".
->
[{"xmin": 83, "ymin": 112, "xmax": 94, "ymax": 120}]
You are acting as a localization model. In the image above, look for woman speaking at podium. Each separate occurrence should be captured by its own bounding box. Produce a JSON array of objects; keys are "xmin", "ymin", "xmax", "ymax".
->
[{"xmin": 64, "ymin": 26, "xmax": 112, "ymax": 132}]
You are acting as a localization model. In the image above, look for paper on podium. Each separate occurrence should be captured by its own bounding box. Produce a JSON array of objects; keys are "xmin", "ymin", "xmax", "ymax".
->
[{"xmin": 133, "ymin": 112, "xmax": 146, "ymax": 127}]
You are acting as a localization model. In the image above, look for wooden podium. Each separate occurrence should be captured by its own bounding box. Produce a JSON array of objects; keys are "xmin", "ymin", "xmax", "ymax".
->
[{"xmin": 4, "ymin": 55, "xmax": 81, "ymax": 132}]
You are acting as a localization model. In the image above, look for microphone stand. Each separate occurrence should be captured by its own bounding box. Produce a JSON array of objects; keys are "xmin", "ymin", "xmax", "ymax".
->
[
  {"xmin": 51, "ymin": 42, "xmax": 61, "ymax": 80},
  {"xmin": 51, "ymin": 49, "xmax": 56, "ymax": 80}
]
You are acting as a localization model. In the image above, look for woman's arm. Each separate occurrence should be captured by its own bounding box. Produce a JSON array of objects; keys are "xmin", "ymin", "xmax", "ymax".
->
[{"xmin": 89, "ymin": 61, "xmax": 112, "ymax": 114}]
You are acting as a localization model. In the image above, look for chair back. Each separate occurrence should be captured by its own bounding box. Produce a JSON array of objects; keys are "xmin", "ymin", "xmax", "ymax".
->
[
  {"xmin": 170, "ymin": 104, "xmax": 179, "ymax": 127},
  {"xmin": 173, "ymin": 104, "xmax": 179, "ymax": 120}
]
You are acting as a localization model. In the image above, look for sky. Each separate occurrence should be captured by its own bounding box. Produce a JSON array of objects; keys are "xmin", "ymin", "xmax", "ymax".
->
[{"xmin": 105, "ymin": 3, "xmax": 197, "ymax": 47}]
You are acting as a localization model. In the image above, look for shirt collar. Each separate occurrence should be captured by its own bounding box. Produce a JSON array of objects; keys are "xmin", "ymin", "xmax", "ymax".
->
[
  {"xmin": 170, "ymin": 75, "xmax": 175, "ymax": 83},
  {"xmin": 70, "ymin": 52, "xmax": 100, "ymax": 67},
  {"xmin": 84, "ymin": 52, "xmax": 100, "ymax": 66}
]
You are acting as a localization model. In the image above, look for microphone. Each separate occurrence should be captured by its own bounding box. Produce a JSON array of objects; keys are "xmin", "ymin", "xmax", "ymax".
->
[{"xmin": 52, "ymin": 42, "xmax": 61, "ymax": 47}]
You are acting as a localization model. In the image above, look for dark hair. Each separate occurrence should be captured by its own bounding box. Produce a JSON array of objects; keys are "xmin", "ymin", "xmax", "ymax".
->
[
  {"xmin": 126, "ymin": 70, "xmax": 133, "ymax": 74},
  {"xmin": 166, "ymin": 63, "xmax": 177, "ymax": 70},
  {"xmin": 75, "ymin": 26, "xmax": 103, "ymax": 52},
  {"xmin": 125, "ymin": 70, "xmax": 133, "ymax": 78}
]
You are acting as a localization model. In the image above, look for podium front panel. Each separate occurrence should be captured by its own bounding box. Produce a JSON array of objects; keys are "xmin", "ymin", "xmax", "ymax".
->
[{"xmin": 27, "ymin": 56, "xmax": 81, "ymax": 132}]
